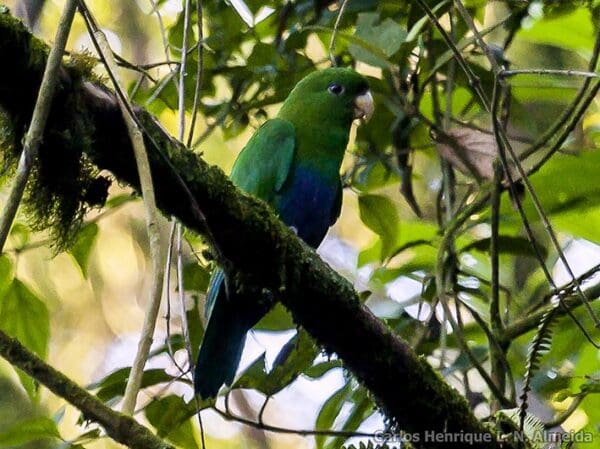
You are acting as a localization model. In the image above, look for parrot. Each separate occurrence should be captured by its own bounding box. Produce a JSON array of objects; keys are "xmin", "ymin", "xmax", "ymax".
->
[{"xmin": 194, "ymin": 67, "xmax": 374, "ymax": 399}]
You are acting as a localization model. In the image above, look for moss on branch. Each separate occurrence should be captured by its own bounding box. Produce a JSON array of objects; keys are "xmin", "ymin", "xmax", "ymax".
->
[{"xmin": 0, "ymin": 11, "xmax": 518, "ymax": 449}]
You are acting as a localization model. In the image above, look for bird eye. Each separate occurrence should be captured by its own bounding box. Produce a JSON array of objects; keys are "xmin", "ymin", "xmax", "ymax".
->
[{"xmin": 328, "ymin": 83, "xmax": 345, "ymax": 96}]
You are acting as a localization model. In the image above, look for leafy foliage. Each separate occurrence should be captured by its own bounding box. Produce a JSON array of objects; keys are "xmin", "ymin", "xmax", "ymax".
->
[
  {"xmin": 0, "ymin": 277, "xmax": 49, "ymax": 398},
  {"xmin": 1, "ymin": 0, "xmax": 600, "ymax": 448}
]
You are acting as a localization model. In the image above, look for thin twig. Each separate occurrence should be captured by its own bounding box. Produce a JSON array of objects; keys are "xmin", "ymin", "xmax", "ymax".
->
[
  {"xmin": 489, "ymin": 160, "xmax": 506, "ymax": 410},
  {"xmin": 452, "ymin": 0, "xmax": 502, "ymax": 75},
  {"xmin": 501, "ymin": 68, "xmax": 600, "ymax": 80},
  {"xmin": 173, "ymin": 0, "xmax": 193, "ymax": 372},
  {"xmin": 146, "ymin": 0, "xmax": 180, "ymax": 97},
  {"xmin": 175, "ymin": 2, "xmax": 208, "ymax": 445},
  {"xmin": 212, "ymin": 404, "xmax": 376, "ymax": 439},
  {"xmin": 414, "ymin": 0, "xmax": 491, "ymax": 110},
  {"xmin": 148, "ymin": 0, "xmax": 172, "ymax": 65},
  {"xmin": 178, "ymin": 0, "xmax": 192, "ymax": 139},
  {"xmin": 77, "ymin": 1, "xmax": 223, "ymax": 267},
  {"xmin": 459, "ymin": 300, "xmax": 517, "ymax": 404},
  {"xmin": 429, "ymin": 18, "xmax": 455, "ymax": 369},
  {"xmin": 328, "ymin": 0, "xmax": 349, "ymax": 66},
  {"xmin": 164, "ymin": 222, "xmax": 189, "ymax": 376},
  {"xmin": 505, "ymin": 278, "xmax": 600, "ymax": 340},
  {"xmin": 176, "ymin": 224, "xmax": 194, "ymax": 363},
  {"xmin": 438, "ymin": 294, "xmax": 513, "ymax": 407},
  {"xmin": 491, "ymin": 81, "xmax": 600, "ymax": 347},
  {"xmin": 526, "ymin": 80, "xmax": 600, "ymax": 171},
  {"xmin": 187, "ymin": 0, "xmax": 204, "ymax": 148},
  {"xmin": 81, "ymin": 11, "xmax": 167, "ymax": 415},
  {"xmin": 435, "ymin": 194, "xmax": 513, "ymax": 406},
  {"xmin": 0, "ymin": 0, "xmax": 78, "ymax": 252}
]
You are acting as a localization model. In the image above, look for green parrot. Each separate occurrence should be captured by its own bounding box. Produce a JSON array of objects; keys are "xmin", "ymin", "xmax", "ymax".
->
[{"xmin": 194, "ymin": 68, "xmax": 373, "ymax": 399}]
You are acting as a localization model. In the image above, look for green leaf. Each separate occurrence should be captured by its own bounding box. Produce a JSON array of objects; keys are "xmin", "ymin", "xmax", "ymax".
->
[
  {"xmin": 358, "ymin": 239, "xmax": 382, "ymax": 267},
  {"xmin": 315, "ymin": 383, "xmax": 352, "ymax": 449},
  {"xmin": 223, "ymin": 113, "xmax": 250, "ymax": 139},
  {"xmin": 71, "ymin": 428, "xmax": 101, "ymax": 444},
  {"xmin": 255, "ymin": 303, "xmax": 294, "ymax": 330},
  {"xmin": 351, "ymin": 158, "xmax": 401, "ymax": 193},
  {"xmin": 259, "ymin": 330, "xmax": 319, "ymax": 395},
  {"xmin": 168, "ymin": 12, "xmax": 197, "ymax": 58},
  {"xmin": 509, "ymin": 150, "xmax": 600, "ymax": 243},
  {"xmin": 460, "ymin": 236, "xmax": 548, "ymax": 260},
  {"xmin": 69, "ymin": 223, "xmax": 98, "ymax": 277},
  {"xmin": 304, "ymin": 360, "xmax": 343, "ymax": 379},
  {"xmin": 517, "ymin": 8, "xmax": 594, "ymax": 53},
  {"xmin": 145, "ymin": 395, "xmax": 202, "ymax": 449},
  {"xmin": 182, "ymin": 262, "xmax": 211, "ymax": 292},
  {"xmin": 358, "ymin": 194, "xmax": 400, "ymax": 261},
  {"xmin": 0, "ymin": 281, "xmax": 50, "ymax": 395},
  {"xmin": 0, "ymin": 255, "xmax": 12, "ymax": 299},
  {"xmin": 232, "ymin": 354, "xmax": 267, "ymax": 390},
  {"xmin": 0, "ymin": 417, "xmax": 61, "ymax": 446},
  {"xmin": 89, "ymin": 368, "xmax": 179, "ymax": 402},
  {"xmin": 8, "ymin": 223, "xmax": 30, "ymax": 250},
  {"xmin": 308, "ymin": 26, "xmax": 395, "ymax": 69},
  {"xmin": 571, "ymin": 346, "xmax": 600, "ymax": 431},
  {"xmin": 325, "ymin": 387, "xmax": 373, "ymax": 449},
  {"xmin": 247, "ymin": 42, "xmax": 282, "ymax": 74},
  {"xmin": 349, "ymin": 13, "xmax": 406, "ymax": 68},
  {"xmin": 186, "ymin": 295, "xmax": 205, "ymax": 362},
  {"xmin": 105, "ymin": 193, "xmax": 135, "ymax": 209}
]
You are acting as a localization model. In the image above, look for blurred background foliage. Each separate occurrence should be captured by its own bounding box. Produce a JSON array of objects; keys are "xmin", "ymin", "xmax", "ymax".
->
[{"xmin": 0, "ymin": 0, "xmax": 599, "ymax": 448}]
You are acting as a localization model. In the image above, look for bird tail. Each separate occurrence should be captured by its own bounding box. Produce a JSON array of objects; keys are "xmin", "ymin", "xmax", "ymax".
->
[{"xmin": 194, "ymin": 270, "xmax": 251, "ymax": 399}]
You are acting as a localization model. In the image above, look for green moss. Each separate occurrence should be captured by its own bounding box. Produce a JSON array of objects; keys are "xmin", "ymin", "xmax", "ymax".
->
[
  {"xmin": 65, "ymin": 51, "xmax": 100, "ymax": 81},
  {"xmin": 0, "ymin": 107, "xmax": 16, "ymax": 181},
  {"xmin": 0, "ymin": 12, "xmax": 112, "ymax": 249}
]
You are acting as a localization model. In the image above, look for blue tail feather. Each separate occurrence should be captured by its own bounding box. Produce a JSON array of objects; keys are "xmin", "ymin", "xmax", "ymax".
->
[{"xmin": 194, "ymin": 272, "xmax": 251, "ymax": 399}]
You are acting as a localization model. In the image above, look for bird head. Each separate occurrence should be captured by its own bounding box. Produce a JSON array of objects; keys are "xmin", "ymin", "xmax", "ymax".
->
[{"xmin": 278, "ymin": 68, "xmax": 374, "ymax": 127}]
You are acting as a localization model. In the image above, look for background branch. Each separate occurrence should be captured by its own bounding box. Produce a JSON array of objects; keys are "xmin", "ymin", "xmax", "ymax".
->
[
  {"xmin": 0, "ymin": 329, "xmax": 172, "ymax": 449},
  {"xmin": 86, "ymin": 20, "xmax": 168, "ymax": 416}
]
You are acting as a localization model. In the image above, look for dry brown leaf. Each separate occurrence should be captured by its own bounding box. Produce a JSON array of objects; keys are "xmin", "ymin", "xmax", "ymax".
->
[{"xmin": 436, "ymin": 127, "xmax": 519, "ymax": 181}]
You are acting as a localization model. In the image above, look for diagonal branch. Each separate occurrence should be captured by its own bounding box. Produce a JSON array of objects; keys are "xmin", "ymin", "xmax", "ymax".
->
[{"xmin": 0, "ymin": 329, "xmax": 172, "ymax": 449}]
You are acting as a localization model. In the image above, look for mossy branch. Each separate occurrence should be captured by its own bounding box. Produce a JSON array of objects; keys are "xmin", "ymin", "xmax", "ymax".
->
[
  {"xmin": 0, "ymin": 0, "xmax": 77, "ymax": 251},
  {"xmin": 0, "ymin": 11, "xmax": 518, "ymax": 449},
  {"xmin": 0, "ymin": 329, "xmax": 172, "ymax": 449}
]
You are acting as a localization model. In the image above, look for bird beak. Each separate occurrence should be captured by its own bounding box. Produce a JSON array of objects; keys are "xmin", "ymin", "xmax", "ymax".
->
[{"xmin": 354, "ymin": 90, "xmax": 374, "ymax": 121}]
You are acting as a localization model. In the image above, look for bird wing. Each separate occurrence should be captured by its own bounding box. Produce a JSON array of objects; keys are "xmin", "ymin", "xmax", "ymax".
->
[
  {"xmin": 229, "ymin": 118, "xmax": 296, "ymax": 202},
  {"xmin": 204, "ymin": 118, "xmax": 295, "ymax": 321}
]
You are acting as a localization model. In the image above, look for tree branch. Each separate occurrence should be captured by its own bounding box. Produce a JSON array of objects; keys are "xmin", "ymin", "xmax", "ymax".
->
[
  {"xmin": 0, "ymin": 12, "xmax": 516, "ymax": 449},
  {"xmin": 0, "ymin": 330, "xmax": 172, "ymax": 449}
]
